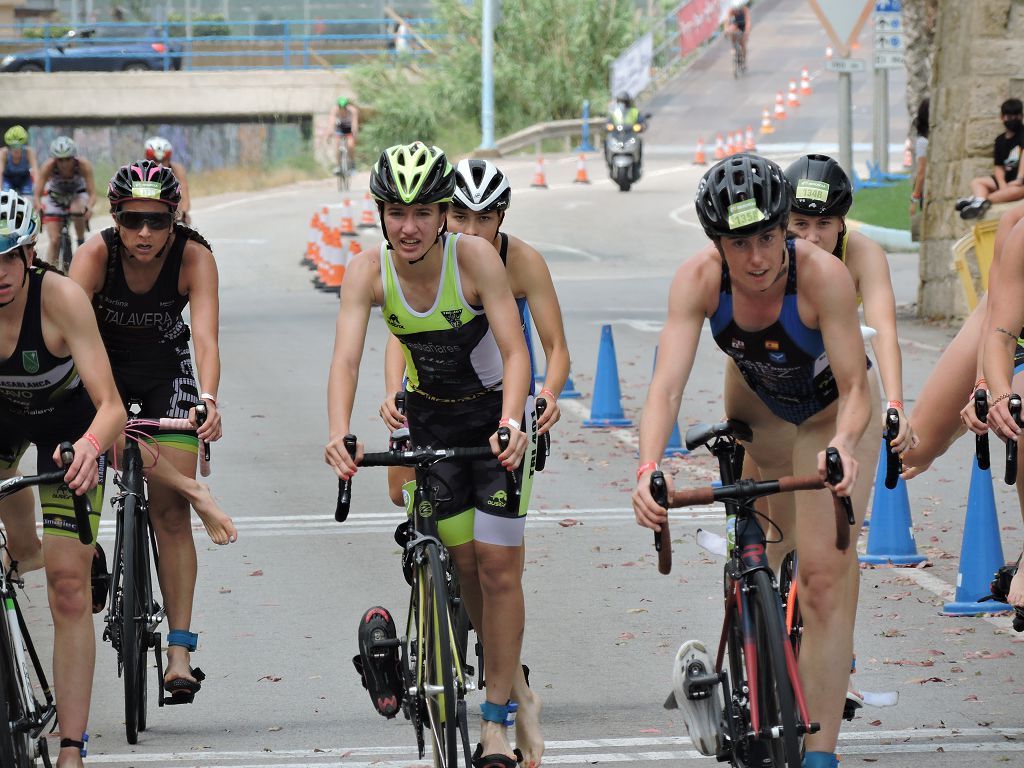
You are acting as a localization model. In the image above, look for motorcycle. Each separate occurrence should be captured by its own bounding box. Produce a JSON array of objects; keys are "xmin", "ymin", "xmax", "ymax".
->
[{"xmin": 604, "ymin": 114, "xmax": 650, "ymax": 192}]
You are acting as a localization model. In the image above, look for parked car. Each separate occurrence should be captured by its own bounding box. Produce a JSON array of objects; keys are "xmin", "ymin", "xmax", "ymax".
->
[{"xmin": 0, "ymin": 26, "xmax": 183, "ymax": 72}]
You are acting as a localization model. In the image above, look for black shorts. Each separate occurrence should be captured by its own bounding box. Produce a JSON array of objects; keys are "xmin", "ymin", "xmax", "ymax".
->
[
  {"xmin": 111, "ymin": 345, "xmax": 200, "ymax": 443},
  {"xmin": 335, "ymin": 123, "xmax": 353, "ymax": 136},
  {"xmin": 406, "ymin": 389, "xmax": 521, "ymax": 520}
]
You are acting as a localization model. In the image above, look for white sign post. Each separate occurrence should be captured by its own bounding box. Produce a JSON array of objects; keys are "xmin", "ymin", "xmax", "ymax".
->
[
  {"xmin": 609, "ymin": 32, "xmax": 653, "ymax": 100},
  {"xmin": 807, "ymin": 0, "xmax": 874, "ymax": 174},
  {"xmin": 872, "ymin": 0, "xmax": 904, "ymax": 174}
]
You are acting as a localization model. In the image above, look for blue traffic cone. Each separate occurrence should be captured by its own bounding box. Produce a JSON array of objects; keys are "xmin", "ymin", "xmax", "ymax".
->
[
  {"xmin": 943, "ymin": 456, "xmax": 1012, "ymax": 615},
  {"xmin": 651, "ymin": 346, "xmax": 688, "ymax": 457},
  {"xmin": 860, "ymin": 439, "xmax": 927, "ymax": 565},
  {"xmin": 526, "ymin": 309, "xmax": 582, "ymax": 398},
  {"xmin": 583, "ymin": 324, "xmax": 633, "ymax": 427}
]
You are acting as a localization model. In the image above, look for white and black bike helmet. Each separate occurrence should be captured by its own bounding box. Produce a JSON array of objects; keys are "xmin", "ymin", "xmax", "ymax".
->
[
  {"xmin": 452, "ymin": 159, "xmax": 511, "ymax": 213},
  {"xmin": 0, "ymin": 190, "xmax": 41, "ymax": 262},
  {"xmin": 145, "ymin": 136, "xmax": 173, "ymax": 163},
  {"xmin": 49, "ymin": 136, "xmax": 77, "ymax": 159}
]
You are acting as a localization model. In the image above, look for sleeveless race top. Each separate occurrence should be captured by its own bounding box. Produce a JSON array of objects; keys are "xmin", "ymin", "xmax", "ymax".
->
[
  {"xmin": 710, "ymin": 239, "xmax": 869, "ymax": 425},
  {"xmin": 44, "ymin": 160, "xmax": 86, "ymax": 198},
  {"xmin": 2, "ymin": 148, "xmax": 31, "ymax": 189},
  {"xmin": 94, "ymin": 228, "xmax": 191, "ymax": 374},
  {"xmin": 0, "ymin": 267, "xmax": 89, "ymax": 421},
  {"xmin": 381, "ymin": 233, "xmax": 503, "ymax": 400}
]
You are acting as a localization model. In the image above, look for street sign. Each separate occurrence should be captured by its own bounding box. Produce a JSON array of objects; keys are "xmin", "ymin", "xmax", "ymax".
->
[
  {"xmin": 874, "ymin": 51, "xmax": 904, "ymax": 68},
  {"xmin": 874, "ymin": 0, "xmax": 901, "ymax": 12},
  {"xmin": 827, "ymin": 58, "xmax": 867, "ymax": 73},
  {"xmin": 875, "ymin": 33, "xmax": 905, "ymax": 50},
  {"xmin": 808, "ymin": 0, "xmax": 874, "ymax": 58}
]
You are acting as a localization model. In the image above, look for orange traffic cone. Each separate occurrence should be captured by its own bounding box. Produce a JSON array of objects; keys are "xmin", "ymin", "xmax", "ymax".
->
[
  {"xmin": 774, "ymin": 92, "xmax": 787, "ymax": 121},
  {"xmin": 713, "ymin": 133, "xmax": 726, "ymax": 160},
  {"xmin": 316, "ymin": 226, "xmax": 342, "ymax": 291},
  {"xmin": 359, "ymin": 192, "xmax": 377, "ymax": 228},
  {"xmin": 573, "ymin": 154, "xmax": 591, "ymax": 184},
  {"xmin": 760, "ymin": 108, "xmax": 775, "ymax": 135},
  {"xmin": 800, "ymin": 67, "xmax": 812, "ymax": 95},
  {"xmin": 303, "ymin": 210, "xmax": 320, "ymax": 268},
  {"xmin": 903, "ymin": 138, "xmax": 914, "ymax": 169},
  {"xmin": 725, "ymin": 132, "xmax": 736, "ymax": 155},
  {"xmin": 339, "ymin": 199, "xmax": 356, "ymax": 236},
  {"xmin": 348, "ymin": 239, "xmax": 362, "ymax": 258},
  {"xmin": 787, "ymin": 81, "xmax": 800, "ymax": 108},
  {"xmin": 531, "ymin": 157, "xmax": 548, "ymax": 188},
  {"xmin": 744, "ymin": 125, "xmax": 756, "ymax": 151},
  {"xmin": 693, "ymin": 137, "xmax": 707, "ymax": 165}
]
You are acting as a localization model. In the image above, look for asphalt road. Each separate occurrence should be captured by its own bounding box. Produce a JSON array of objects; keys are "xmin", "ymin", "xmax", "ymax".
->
[{"xmin": 18, "ymin": 2, "xmax": 1024, "ymax": 767}]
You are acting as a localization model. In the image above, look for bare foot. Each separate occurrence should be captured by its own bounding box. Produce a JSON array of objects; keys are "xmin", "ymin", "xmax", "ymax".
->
[
  {"xmin": 515, "ymin": 687, "xmax": 544, "ymax": 768},
  {"xmin": 480, "ymin": 719, "xmax": 517, "ymax": 763},
  {"xmin": 1008, "ymin": 566, "xmax": 1024, "ymax": 608},
  {"xmin": 164, "ymin": 645, "xmax": 198, "ymax": 686},
  {"xmin": 191, "ymin": 483, "xmax": 237, "ymax": 545},
  {"xmin": 900, "ymin": 460, "xmax": 931, "ymax": 480}
]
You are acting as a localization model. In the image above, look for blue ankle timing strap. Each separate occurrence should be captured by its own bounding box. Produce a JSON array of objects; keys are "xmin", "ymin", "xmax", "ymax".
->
[
  {"xmin": 480, "ymin": 700, "xmax": 510, "ymax": 724},
  {"xmin": 167, "ymin": 629, "xmax": 199, "ymax": 652},
  {"xmin": 803, "ymin": 751, "xmax": 839, "ymax": 768}
]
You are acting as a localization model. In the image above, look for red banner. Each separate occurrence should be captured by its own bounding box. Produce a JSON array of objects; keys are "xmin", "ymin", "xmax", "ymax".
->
[{"xmin": 677, "ymin": 0, "xmax": 722, "ymax": 58}]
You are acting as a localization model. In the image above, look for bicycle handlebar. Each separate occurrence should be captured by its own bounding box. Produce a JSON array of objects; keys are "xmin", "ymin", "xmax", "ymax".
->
[
  {"xmin": 334, "ymin": 428, "xmax": 511, "ymax": 523},
  {"xmin": 1007, "ymin": 395, "xmax": 1022, "ymax": 486},
  {"xmin": 883, "ymin": 408, "xmax": 901, "ymax": 489},
  {"xmin": 534, "ymin": 397, "xmax": 549, "ymax": 473},
  {"xmin": 975, "ymin": 390, "xmax": 990, "ymax": 471},
  {"xmin": 0, "ymin": 442, "xmax": 93, "ymax": 546},
  {"xmin": 135, "ymin": 410, "xmax": 211, "ymax": 477}
]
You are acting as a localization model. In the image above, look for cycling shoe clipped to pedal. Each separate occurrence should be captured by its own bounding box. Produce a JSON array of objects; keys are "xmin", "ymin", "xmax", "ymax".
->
[
  {"xmin": 91, "ymin": 543, "xmax": 110, "ymax": 614},
  {"xmin": 668, "ymin": 639, "xmax": 723, "ymax": 756},
  {"xmin": 353, "ymin": 606, "xmax": 403, "ymax": 719}
]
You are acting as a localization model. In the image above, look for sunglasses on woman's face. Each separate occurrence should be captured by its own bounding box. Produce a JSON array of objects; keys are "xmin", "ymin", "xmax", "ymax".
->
[{"xmin": 115, "ymin": 211, "xmax": 174, "ymax": 231}]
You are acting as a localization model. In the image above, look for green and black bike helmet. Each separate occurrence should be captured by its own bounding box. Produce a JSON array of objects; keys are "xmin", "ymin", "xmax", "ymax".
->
[{"xmin": 369, "ymin": 142, "xmax": 456, "ymax": 251}]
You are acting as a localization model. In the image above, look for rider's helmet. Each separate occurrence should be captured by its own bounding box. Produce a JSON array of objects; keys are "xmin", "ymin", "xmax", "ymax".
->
[
  {"xmin": 337, "ymin": 97, "xmax": 350, "ymax": 108},
  {"xmin": 49, "ymin": 136, "xmax": 77, "ymax": 159},
  {"xmin": 695, "ymin": 153, "xmax": 790, "ymax": 240},
  {"xmin": 731, "ymin": 0, "xmax": 747, "ymax": 8},
  {"xmin": 452, "ymin": 159, "xmax": 511, "ymax": 213},
  {"xmin": 369, "ymin": 142, "xmax": 455, "ymax": 206},
  {"xmin": 784, "ymin": 154, "xmax": 853, "ymax": 218},
  {"xmin": 107, "ymin": 160, "xmax": 181, "ymax": 212},
  {"xmin": 144, "ymin": 136, "xmax": 173, "ymax": 163},
  {"xmin": 3, "ymin": 125, "xmax": 28, "ymax": 147},
  {"xmin": 616, "ymin": 91, "xmax": 634, "ymax": 107},
  {"xmin": 0, "ymin": 190, "xmax": 41, "ymax": 266}
]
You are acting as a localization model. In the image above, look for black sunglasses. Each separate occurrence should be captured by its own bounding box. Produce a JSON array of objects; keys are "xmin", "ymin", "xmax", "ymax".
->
[{"xmin": 115, "ymin": 211, "xmax": 174, "ymax": 231}]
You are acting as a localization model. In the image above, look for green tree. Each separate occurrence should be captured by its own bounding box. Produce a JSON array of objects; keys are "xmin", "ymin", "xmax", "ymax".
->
[{"xmin": 351, "ymin": 0, "xmax": 640, "ymax": 159}]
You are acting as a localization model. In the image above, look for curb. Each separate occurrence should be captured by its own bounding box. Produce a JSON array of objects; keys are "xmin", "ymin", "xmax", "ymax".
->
[{"xmin": 846, "ymin": 219, "xmax": 918, "ymax": 253}]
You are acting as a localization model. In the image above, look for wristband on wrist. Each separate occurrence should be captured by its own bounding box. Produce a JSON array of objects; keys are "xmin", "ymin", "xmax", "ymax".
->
[
  {"xmin": 636, "ymin": 461, "xmax": 658, "ymax": 481},
  {"xmin": 83, "ymin": 432, "xmax": 101, "ymax": 455},
  {"xmin": 887, "ymin": 400, "xmax": 903, "ymax": 411},
  {"xmin": 992, "ymin": 392, "xmax": 1014, "ymax": 407},
  {"xmin": 200, "ymin": 392, "xmax": 217, "ymax": 405},
  {"xmin": 974, "ymin": 378, "xmax": 987, "ymax": 392},
  {"xmin": 499, "ymin": 417, "xmax": 521, "ymax": 431},
  {"xmin": 538, "ymin": 387, "xmax": 556, "ymax": 402}
]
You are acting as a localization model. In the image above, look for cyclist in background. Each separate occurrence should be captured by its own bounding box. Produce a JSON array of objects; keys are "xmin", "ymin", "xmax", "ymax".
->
[
  {"xmin": 146, "ymin": 136, "xmax": 192, "ymax": 226},
  {"xmin": 326, "ymin": 143, "xmax": 531, "ymax": 768},
  {"xmin": 726, "ymin": 0, "xmax": 751, "ymax": 64},
  {"xmin": 330, "ymin": 97, "xmax": 360, "ymax": 171},
  {"xmin": 34, "ymin": 136, "xmax": 95, "ymax": 267},
  {"xmin": 70, "ymin": 161, "xmax": 236, "ymax": 707},
  {"xmin": 379, "ymin": 158, "xmax": 569, "ymax": 768},
  {"xmin": 0, "ymin": 125, "xmax": 38, "ymax": 195},
  {"xmin": 632, "ymin": 154, "xmax": 875, "ymax": 768},
  {"xmin": 0, "ymin": 190, "xmax": 126, "ymax": 768}
]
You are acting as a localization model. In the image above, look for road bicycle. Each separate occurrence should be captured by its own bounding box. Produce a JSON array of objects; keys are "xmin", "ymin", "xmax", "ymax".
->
[
  {"xmin": 336, "ymin": 142, "xmax": 351, "ymax": 192},
  {"xmin": 101, "ymin": 403, "xmax": 209, "ymax": 744},
  {"xmin": 51, "ymin": 209, "xmax": 86, "ymax": 274},
  {"xmin": 338, "ymin": 426, "xmax": 514, "ymax": 768},
  {"xmin": 0, "ymin": 443, "xmax": 93, "ymax": 767},
  {"xmin": 729, "ymin": 31, "xmax": 747, "ymax": 78},
  {"xmin": 653, "ymin": 419, "xmax": 853, "ymax": 767}
]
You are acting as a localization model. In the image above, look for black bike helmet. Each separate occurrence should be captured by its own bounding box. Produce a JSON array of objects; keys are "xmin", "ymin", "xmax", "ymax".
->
[
  {"xmin": 108, "ymin": 159, "xmax": 181, "ymax": 212},
  {"xmin": 695, "ymin": 153, "xmax": 790, "ymax": 239},
  {"xmin": 784, "ymin": 154, "xmax": 853, "ymax": 217},
  {"xmin": 369, "ymin": 142, "xmax": 455, "ymax": 206}
]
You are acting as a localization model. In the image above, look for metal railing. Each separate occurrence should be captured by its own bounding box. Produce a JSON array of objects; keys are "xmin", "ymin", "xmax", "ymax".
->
[
  {"xmin": 494, "ymin": 117, "xmax": 608, "ymax": 157},
  {"xmin": 0, "ymin": 18, "xmax": 442, "ymax": 71}
]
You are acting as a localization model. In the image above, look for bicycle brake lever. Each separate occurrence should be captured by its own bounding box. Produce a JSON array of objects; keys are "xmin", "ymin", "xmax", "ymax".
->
[
  {"xmin": 650, "ymin": 471, "xmax": 672, "ymax": 575},
  {"xmin": 60, "ymin": 441, "xmax": 94, "ymax": 546},
  {"xmin": 975, "ymin": 389, "xmax": 990, "ymax": 471},
  {"xmin": 336, "ymin": 434, "xmax": 358, "ymax": 523}
]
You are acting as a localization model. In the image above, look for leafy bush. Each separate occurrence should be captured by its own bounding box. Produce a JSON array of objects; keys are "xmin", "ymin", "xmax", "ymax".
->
[
  {"xmin": 21, "ymin": 26, "xmax": 73, "ymax": 40},
  {"xmin": 352, "ymin": 0, "xmax": 639, "ymax": 159},
  {"xmin": 166, "ymin": 13, "xmax": 230, "ymax": 37}
]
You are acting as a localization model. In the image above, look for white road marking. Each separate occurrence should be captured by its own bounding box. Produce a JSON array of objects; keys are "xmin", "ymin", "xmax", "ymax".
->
[
  {"xmin": 532, "ymin": 241, "xmax": 601, "ymax": 261},
  {"xmin": 668, "ymin": 202, "xmax": 700, "ymax": 229},
  {"xmin": 84, "ymin": 728, "xmax": 1024, "ymax": 766},
  {"xmin": 193, "ymin": 189, "xmax": 299, "ymax": 214}
]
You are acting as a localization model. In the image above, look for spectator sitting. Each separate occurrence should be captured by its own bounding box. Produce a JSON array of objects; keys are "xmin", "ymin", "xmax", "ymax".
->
[{"xmin": 957, "ymin": 98, "xmax": 1024, "ymax": 220}]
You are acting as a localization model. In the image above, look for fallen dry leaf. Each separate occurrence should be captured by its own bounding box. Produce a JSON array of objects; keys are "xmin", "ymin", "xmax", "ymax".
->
[
  {"xmin": 258, "ymin": 675, "xmax": 283, "ymax": 683},
  {"xmin": 559, "ymin": 519, "xmax": 580, "ymax": 527},
  {"xmin": 249, "ymin": 570, "xmax": 264, "ymax": 577}
]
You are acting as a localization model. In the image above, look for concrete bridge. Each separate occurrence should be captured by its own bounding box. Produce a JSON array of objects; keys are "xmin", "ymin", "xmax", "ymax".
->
[{"xmin": 1, "ymin": 68, "xmax": 352, "ymax": 125}]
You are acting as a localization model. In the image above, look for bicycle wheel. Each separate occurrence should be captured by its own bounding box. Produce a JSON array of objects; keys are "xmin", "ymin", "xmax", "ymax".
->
[
  {"xmin": 422, "ymin": 543, "xmax": 459, "ymax": 768},
  {"xmin": 750, "ymin": 569, "xmax": 801, "ymax": 767},
  {"xmin": 0, "ymin": 612, "xmax": 31, "ymax": 768},
  {"xmin": 778, "ymin": 553, "xmax": 802, "ymax": 657},
  {"xmin": 135, "ymin": 513, "xmax": 153, "ymax": 734},
  {"xmin": 119, "ymin": 456, "xmax": 148, "ymax": 744},
  {"xmin": 58, "ymin": 225, "xmax": 72, "ymax": 273}
]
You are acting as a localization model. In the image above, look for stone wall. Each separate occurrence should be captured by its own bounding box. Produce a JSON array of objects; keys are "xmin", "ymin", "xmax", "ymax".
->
[{"xmin": 919, "ymin": 0, "xmax": 1024, "ymax": 319}]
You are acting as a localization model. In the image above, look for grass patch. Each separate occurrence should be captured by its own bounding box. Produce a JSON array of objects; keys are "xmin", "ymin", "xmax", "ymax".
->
[
  {"xmin": 848, "ymin": 178, "xmax": 913, "ymax": 230},
  {"xmin": 188, "ymin": 159, "xmax": 326, "ymax": 199}
]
